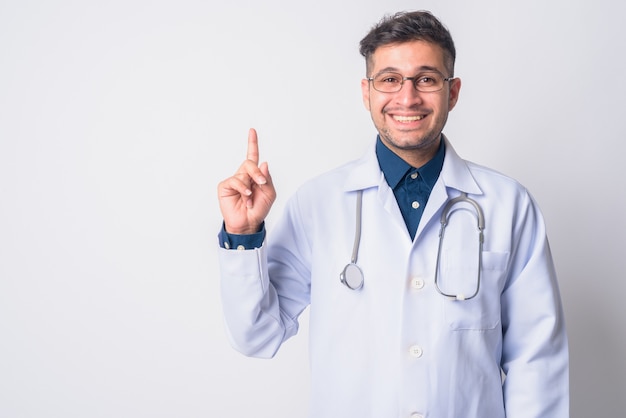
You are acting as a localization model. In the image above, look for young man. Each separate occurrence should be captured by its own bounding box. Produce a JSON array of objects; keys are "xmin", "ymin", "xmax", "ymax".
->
[{"xmin": 217, "ymin": 11, "xmax": 569, "ymax": 417}]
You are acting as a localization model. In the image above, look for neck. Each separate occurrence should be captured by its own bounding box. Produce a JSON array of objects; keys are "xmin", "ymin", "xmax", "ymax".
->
[{"xmin": 382, "ymin": 136, "xmax": 442, "ymax": 168}]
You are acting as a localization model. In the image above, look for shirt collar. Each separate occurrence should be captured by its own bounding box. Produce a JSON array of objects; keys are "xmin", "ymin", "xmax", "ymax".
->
[{"xmin": 375, "ymin": 135, "xmax": 446, "ymax": 189}]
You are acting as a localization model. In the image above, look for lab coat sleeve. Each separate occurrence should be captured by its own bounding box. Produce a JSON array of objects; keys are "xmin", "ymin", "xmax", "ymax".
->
[
  {"xmin": 218, "ymin": 194, "xmax": 312, "ymax": 359},
  {"xmin": 218, "ymin": 246, "xmax": 286, "ymax": 358},
  {"xmin": 500, "ymin": 191, "xmax": 569, "ymax": 417}
]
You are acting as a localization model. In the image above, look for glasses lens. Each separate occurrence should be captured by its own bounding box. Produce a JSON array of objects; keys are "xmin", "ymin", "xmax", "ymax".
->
[
  {"xmin": 414, "ymin": 73, "xmax": 444, "ymax": 92},
  {"xmin": 372, "ymin": 72, "xmax": 446, "ymax": 93},
  {"xmin": 373, "ymin": 72, "xmax": 403, "ymax": 93}
]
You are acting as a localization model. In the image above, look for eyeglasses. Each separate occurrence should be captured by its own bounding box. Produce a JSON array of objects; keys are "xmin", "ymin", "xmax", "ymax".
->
[{"xmin": 367, "ymin": 71, "xmax": 453, "ymax": 93}]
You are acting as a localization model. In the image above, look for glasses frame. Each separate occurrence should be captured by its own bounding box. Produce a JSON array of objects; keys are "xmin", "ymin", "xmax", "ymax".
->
[{"xmin": 367, "ymin": 71, "xmax": 454, "ymax": 93}]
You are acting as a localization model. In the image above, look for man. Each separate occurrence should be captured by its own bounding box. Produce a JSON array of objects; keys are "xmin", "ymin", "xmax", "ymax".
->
[{"xmin": 217, "ymin": 10, "xmax": 569, "ymax": 418}]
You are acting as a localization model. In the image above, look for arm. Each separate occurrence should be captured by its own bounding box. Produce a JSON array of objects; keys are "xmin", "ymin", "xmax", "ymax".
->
[
  {"xmin": 218, "ymin": 243, "xmax": 301, "ymax": 358},
  {"xmin": 217, "ymin": 129, "xmax": 293, "ymax": 358},
  {"xmin": 501, "ymin": 192, "xmax": 569, "ymax": 417}
]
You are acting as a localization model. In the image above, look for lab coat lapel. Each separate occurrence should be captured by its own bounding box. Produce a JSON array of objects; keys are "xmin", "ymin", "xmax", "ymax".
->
[
  {"xmin": 344, "ymin": 143, "xmax": 414, "ymax": 241},
  {"xmin": 439, "ymin": 135, "xmax": 483, "ymax": 195},
  {"xmin": 343, "ymin": 137, "xmax": 483, "ymax": 242},
  {"xmin": 414, "ymin": 136, "xmax": 483, "ymax": 240},
  {"xmin": 377, "ymin": 173, "xmax": 411, "ymax": 239}
]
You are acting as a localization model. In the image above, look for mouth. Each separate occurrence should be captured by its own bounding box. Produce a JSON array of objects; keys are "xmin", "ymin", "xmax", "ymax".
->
[{"xmin": 393, "ymin": 115, "xmax": 425, "ymax": 123}]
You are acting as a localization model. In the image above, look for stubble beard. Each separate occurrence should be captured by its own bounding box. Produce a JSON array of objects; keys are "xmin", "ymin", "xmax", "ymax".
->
[
  {"xmin": 379, "ymin": 126, "xmax": 441, "ymax": 153},
  {"xmin": 376, "ymin": 105, "xmax": 448, "ymax": 155}
]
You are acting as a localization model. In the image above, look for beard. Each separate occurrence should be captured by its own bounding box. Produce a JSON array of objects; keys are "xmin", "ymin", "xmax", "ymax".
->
[{"xmin": 379, "ymin": 126, "xmax": 442, "ymax": 152}]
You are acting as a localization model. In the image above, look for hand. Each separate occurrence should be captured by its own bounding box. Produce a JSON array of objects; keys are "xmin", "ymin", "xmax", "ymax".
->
[{"xmin": 217, "ymin": 128, "xmax": 277, "ymax": 235}]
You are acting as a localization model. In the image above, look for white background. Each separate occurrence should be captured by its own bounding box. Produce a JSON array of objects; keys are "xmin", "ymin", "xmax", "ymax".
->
[{"xmin": 1, "ymin": 0, "xmax": 624, "ymax": 416}]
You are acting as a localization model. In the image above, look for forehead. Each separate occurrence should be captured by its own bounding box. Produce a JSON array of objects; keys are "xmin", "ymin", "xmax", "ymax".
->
[{"xmin": 369, "ymin": 40, "xmax": 448, "ymax": 75}]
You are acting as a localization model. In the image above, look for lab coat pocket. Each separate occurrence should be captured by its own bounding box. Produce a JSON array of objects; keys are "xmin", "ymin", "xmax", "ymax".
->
[{"xmin": 443, "ymin": 251, "xmax": 509, "ymax": 330}]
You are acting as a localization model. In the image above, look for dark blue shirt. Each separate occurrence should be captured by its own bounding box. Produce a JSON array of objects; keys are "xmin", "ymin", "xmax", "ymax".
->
[
  {"xmin": 219, "ymin": 136, "xmax": 445, "ymax": 248},
  {"xmin": 376, "ymin": 136, "xmax": 445, "ymax": 240}
]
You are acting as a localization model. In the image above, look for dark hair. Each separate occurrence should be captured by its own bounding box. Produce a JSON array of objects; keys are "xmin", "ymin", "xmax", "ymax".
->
[{"xmin": 359, "ymin": 11, "xmax": 456, "ymax": 76}]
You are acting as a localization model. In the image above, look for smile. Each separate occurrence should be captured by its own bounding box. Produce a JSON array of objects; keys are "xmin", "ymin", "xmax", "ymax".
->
[{"xmin": 393, "ymin": 115, "xmax": 424, "ymax": 122}]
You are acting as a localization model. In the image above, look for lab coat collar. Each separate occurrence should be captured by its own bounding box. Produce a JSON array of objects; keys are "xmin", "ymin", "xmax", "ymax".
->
[
  {"xmin": 342, "ymin": 142, "xmax": 384, "ymax": 192},
  {"xmin": 439, "ymin": 135, "xmax": 483, "ymax": 196},
  {"xmin": 343, "ymin": 134, "xmax": 483, "ymax": 196},
  {"xmin": 416, "ymin": 135, "xmax": 484, "ymax": 239}
]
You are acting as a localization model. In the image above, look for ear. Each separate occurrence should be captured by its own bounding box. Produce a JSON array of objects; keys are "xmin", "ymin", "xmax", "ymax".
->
[
  {"xmin": 448, "ymin": 77, "xmax": 461, "ymax": 111},
  {"xmin": 361, "ymin": 78, "xmax": 371, "ymax": 111}
]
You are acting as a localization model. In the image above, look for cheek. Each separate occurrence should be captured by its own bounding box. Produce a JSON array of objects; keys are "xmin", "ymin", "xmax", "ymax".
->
[
  {"xmin": 367, "ymin": 95, "xmax": 387, "ymax": 114},
  {"xmin": 434, "ymin": 95, "xmax": 452, "ymax": 113}
]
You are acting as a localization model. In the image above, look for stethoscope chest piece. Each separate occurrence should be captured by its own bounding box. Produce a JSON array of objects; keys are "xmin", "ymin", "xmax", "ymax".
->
[
  {"xmin": 340, "ymin": 190, "xmax": 365, "ymax": 291},
  {"xmin": 340, "ymin": 262, "xmax": 364, "ymax": 290}
]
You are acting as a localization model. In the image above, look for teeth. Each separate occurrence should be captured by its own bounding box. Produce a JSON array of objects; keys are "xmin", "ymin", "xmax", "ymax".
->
[{"xmin": 394, "ymin": 115, "xmax": 423, "ymax": 121}]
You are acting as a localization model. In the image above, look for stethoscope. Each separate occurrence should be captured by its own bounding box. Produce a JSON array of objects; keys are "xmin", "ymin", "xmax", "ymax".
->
[{"xmin": 340, "ymin": 190, "xmax": 485, "ymax": 301}]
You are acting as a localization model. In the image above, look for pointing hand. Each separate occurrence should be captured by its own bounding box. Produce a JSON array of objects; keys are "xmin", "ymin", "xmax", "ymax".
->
[{"xmin": 217, "ymin": 128, "xmax": 277, "ymax": 235}]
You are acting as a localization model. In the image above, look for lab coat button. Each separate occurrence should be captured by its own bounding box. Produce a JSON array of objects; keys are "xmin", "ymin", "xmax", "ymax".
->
[
  {"xmin": 409, "ymin": 345, "xmax": 423, "ymax": 358},
  {"xmin": 411, "ymin": 201, "xmax": 420, "ymax": 209},
  {"xmin": 411, "ymin": 278, "xmax": 425, "ymax": 289}
]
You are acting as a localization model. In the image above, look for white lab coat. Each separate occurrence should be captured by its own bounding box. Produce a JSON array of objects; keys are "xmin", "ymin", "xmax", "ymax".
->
[{"xmin": 218, "ymin": 137, "xmax": 569, "ymax": 418}]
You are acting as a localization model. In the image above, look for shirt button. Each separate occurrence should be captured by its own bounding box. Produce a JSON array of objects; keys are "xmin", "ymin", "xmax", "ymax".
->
[
  {"xmin": 411, "ymin": 201, "xmax": 420, "ymax": 209},
  {"xmin": 410, "ymin": 413, "xmax": 424, "ymax": 418},
  {"xmin": 224, "ymin": 242, "xmax": 231, "ymax": 249},
  {"xmin": 410, "ymin": 172, "xmax": 419, "ymax": 180},
  {"xmin": 409, "ymin": 345, "xmax": 423, "ymax": 358},
  {"xmin": 411, "ymin": 278, "xmax": 425, "ymax": 289},
  {"xmin": 236, "ymin": 245, "xmax": 246, "ymax": 251}
]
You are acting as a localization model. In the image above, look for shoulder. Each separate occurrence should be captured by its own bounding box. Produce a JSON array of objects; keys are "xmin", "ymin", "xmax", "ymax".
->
[
  {"xmin": 442, "ymin": 139, "xmax": 531, "ymax": 201},
  {"xmin": 299, "ymin": 160, "xmax": 360, "ymax": 192},
  {"xmin": 466, "ymin": 160, "xmax": 526, "ymax": 191}
]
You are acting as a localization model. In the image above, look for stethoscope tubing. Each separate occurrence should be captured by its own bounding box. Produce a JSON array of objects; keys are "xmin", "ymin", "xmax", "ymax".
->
[
  {"xmin": 340, "ymin": 190, "xmax": 485, "ymax": 301},
  {"xmin": 434, "ymin": 192, "xmax": 484, "ymax": 301},
  {"xmin": 340, "ymin": 190, "xmax": 365, "ymax": 290}
]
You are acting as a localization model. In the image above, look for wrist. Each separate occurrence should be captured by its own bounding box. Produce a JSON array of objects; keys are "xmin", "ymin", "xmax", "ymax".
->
[
  {"xmin": 223, "ymin": 223, "xmax": 263, "ymax": 235},
  {"xmin": 219, "ymin": 222, "xmax": 266, "ymax": 250}
]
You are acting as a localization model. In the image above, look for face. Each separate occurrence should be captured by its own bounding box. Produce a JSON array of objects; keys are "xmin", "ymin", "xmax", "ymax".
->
[{"xmin": 361, "ymin": 40, "xmax": 461, "ymax": 166}]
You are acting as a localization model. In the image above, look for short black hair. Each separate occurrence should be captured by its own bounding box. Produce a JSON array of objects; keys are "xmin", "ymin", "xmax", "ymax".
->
[{"xmin": 359, "ymin": 11, "xmax": 456, "ymax": 76}]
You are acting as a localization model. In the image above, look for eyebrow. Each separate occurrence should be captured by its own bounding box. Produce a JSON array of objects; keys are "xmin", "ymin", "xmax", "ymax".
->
[{"xmin": 373, "ymin": 65, "xmax": 443, "ymax": 76}]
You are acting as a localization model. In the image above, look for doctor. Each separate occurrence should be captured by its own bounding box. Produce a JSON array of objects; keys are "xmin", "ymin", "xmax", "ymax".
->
[{"xmin": 217, "ymin": 10, "xmax": 569, "ymax": 418}]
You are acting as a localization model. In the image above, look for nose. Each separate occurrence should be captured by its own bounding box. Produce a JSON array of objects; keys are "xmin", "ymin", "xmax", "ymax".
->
[{"xmin": 396, "ymin": 78, "xmax": 423, "ymax": 105}]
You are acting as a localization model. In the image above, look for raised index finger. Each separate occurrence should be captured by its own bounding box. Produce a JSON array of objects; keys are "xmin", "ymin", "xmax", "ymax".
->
[{"xmin": 246, "ymin": 128, "xmax": 259, "ymax": 164}]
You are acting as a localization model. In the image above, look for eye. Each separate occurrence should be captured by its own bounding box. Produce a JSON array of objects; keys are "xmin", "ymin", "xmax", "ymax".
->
[
  {"xmin": 376, "ymin": 73, "xmax": 402, "ymax": 84},
  {"xmin": 416, "ymin": 73, "xmax": 441, "ymax": 86}
]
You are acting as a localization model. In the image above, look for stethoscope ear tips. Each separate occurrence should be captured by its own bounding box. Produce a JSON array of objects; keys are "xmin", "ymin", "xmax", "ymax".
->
[{"xmin": 340, "ymin": 263, "xmax": 364, "ymax": 290}]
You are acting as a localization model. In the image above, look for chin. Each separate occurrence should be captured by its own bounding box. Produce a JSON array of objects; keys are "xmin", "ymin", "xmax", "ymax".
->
[{"xmin": 383, "ymin": 133, "xmax": 439, "ymax": 151}]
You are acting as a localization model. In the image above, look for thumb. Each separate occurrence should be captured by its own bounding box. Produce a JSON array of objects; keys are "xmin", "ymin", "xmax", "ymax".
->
[{"xmin": 259, "ymin": 161, "xmax": 272, "ymax": 182}]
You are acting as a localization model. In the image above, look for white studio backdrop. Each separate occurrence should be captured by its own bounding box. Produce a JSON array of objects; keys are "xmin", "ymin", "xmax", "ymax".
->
[{"xmin": 0, "ymin": 0, "xmax": 624, "ymax": 417}]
